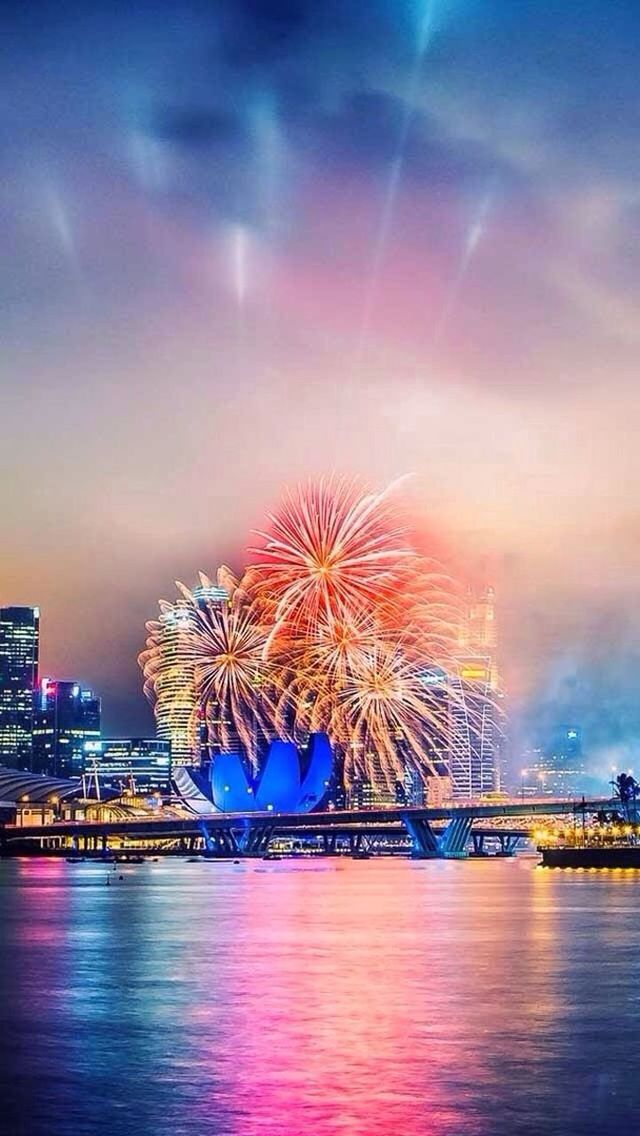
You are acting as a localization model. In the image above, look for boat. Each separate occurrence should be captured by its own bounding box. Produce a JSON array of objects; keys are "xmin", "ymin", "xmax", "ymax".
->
[
  {"xmin": 541, "ymin": 844, "xmax": 640, "ymax": 869},
  {"xmin": 66, "ymin": 856, "xmax": 85, "ymax": 864}
]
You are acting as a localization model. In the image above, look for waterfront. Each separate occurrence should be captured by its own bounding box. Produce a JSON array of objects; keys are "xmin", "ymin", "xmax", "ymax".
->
[{"xmin": 1, "ymin": 858, "xmax": 640, "ymax": 1136}]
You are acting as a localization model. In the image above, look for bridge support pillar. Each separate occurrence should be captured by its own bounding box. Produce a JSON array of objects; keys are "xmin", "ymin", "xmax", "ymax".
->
[
  {"xmin": 241, "ymin": 823, "xmax": 274, "ymax": 857},
  {"xmin": 200, "ymin": 822, "xmax": 241, "ymax": 857},
  {"xmin": 402, "ymin": 814, "xmax": 440, "ymax": 858},
  {"xmin": 500, "ymin": 834, "xmax": 520, "ymax": 856},
  {"xmin": 403, "ymin": 813, "xmax": 474, "ymax": 858},
  {"xmin": 200, "ymin": 822, "xmax": 275, "ymax": 857},
  {"xmin": 439, "ymin": 817, "xmax": 473, "ymax": 859}
]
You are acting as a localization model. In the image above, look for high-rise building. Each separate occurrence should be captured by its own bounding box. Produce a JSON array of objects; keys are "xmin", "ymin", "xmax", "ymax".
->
[
  {"xmin": 0, "ymin": 606, "xmax": 40, "ymax": 769},
  {"xmin": 153, "ymin": 584, "xmax": 228, "ymax": 768},
  {"xmin": 449, "ymin": 586, "xmax": 503, "ymax": 798},
  {"xmin": 449, "ymin": 657, "xmax": 497, "ymax": 798},
  {"xmin": 83, "ymin": 737, "xmax": 171, "ymax": 791},
  {"xmin": 520, "ymin": 727, "xmax": 585, "ymax": 799},
  {"xmin": 32, "ymin": 679, "xmax": 101, "ymax": 778},
  {"xmin": 153, "ymin": 602, "xmax": 199, "ymax": 768},
  {"xmin": 464, "ymin": 585, "xmax": 499, "ymax": 687}
]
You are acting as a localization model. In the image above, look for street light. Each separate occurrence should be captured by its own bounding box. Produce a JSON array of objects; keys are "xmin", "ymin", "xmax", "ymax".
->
[{"xmin": 520, "ymin": 769, "xmax": 527, "ymax": 803}]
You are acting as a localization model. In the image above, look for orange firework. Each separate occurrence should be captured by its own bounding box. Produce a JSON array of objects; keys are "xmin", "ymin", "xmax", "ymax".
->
[
  {"xmin": 140, "ymin": 478, "xmax": 486, "ymax": 796},
  {"xmin": 248, "ymin": 476, "xmax": 414, "ymax": 631}
]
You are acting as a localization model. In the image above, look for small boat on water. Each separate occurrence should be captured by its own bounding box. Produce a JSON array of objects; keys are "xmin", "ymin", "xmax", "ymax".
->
[
  {"xmin": 540, "ymin": 844, "xmax": 640, "ymax": 869},
  {"xmin": 66, "ymin": 856, "xmax": 85, "ymax": 864}
]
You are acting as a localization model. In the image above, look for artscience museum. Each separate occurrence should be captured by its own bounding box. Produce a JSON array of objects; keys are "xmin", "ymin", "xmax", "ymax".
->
[{"xmin": 174, "ymin": 732, "xmax": 334, "ymax": 815}]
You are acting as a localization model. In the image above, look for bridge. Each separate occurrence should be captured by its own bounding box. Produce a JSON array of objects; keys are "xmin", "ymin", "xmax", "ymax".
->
[{"xmin": 0, "ymin": 797, "xmax": 614, "ymax": 859}]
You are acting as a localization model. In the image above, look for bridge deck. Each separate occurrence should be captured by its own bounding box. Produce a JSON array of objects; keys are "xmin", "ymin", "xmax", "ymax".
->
[{"xmin": 1, "ymin": 797, "xmax": 614, "ymax": 844}]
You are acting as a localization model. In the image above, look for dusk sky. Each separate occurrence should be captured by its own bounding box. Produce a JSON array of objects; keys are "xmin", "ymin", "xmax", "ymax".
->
[{"xmin": 2, "ymin": 1, "xmax": 639, "ymax": 774}]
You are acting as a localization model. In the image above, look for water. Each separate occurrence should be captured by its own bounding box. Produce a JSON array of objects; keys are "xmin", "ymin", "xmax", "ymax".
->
[{"xmin": 1, "ymin": 856, "xmax": 639, "ymax": 1136}]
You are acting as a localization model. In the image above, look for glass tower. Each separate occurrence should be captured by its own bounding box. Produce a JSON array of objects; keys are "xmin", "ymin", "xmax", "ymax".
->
[
  {"xmin": 153, "ymin": 585, "xmax": 229, "ymax": 769},
  {"xmin": 0, "ymin": 606, "xmax": 40, "ymax": 769},
  {"xmin": 32, "ymin": 680, "xmax": 101, "ymax": 778},
  {"xmin": 450, "ymin": 586, "xmax": 503, "ymax": 798}
]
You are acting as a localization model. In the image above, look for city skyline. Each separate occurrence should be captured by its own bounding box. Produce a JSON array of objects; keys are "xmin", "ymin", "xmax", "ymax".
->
[
  {"xmin": 0, "ymin": 561, "xmax": 595, "ymax": 797},
  {"xmin": 0, "ymin": 547, "xmax": 620, "ymax": 794},
  {"xmin": 2, "ymin": 1, "xmax": 640, "ymax": 768},
  {"xmin": 1, "ymin": 478, "xmax": 505, "ymax": 798}
]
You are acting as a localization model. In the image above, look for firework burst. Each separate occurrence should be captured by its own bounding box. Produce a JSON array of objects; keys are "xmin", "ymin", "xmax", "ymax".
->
[
  {"xmin": 184, "ymin": 594, "xmax": 277, "ymax": 767},
  {"xmin": 140, "ymin": 478, "xmax": 490, "ymax": 800},
  {"xmin": 249, "ymin": 476, "xmax": 413, "ymax": 630}
]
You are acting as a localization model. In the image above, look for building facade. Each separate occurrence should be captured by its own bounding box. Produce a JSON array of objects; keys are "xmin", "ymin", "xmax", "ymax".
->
[
  {"xmin": 83, "ymin": 737, "xmax": 172, "ymax": 791},
  {"xmin": 449, "ymin": 586, "xmax": 503, "ymax": 799},
  {"xmin": 520, "ymin": 727, "xmax": 585, "ymax": 799},
  {"xmin": 0, "ymin": 606, "xmax": 40, "ymax": 769},
  {"xmin": 153, "ymin": 584, "xmax": 228, "ymax": 768},
  {"xmin": 32, "ymin": 679, "xmax": 101, "ymax": 778}
]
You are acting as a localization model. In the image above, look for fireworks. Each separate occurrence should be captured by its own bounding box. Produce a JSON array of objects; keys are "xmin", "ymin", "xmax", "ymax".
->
[
  {"xmin": 185, "ymin": 595, "xmax": 275, "ymax": 766},
  {"xmin": 249, "ymin": 477, "xmax": 413, "ymax": 630},
  {"xmin": 140, "ymin": 477, "xmax": 490, "ymax": 797}
]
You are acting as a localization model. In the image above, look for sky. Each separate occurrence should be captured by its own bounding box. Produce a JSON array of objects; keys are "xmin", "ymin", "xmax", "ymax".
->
[{"xmin": 1, "ymin": 1, "xmax": 639, "ymax": 776}]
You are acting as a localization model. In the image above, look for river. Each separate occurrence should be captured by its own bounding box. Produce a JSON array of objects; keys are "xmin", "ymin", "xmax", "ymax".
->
[{"xmin": 0, "ymin": 856, "xmax": 638, "ymax": 1135}]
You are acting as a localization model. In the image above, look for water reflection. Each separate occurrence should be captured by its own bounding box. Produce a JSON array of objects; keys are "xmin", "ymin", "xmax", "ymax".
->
[{"xmin": 0, "ymin": 858, "xmax": 639, "ymax": 1135}]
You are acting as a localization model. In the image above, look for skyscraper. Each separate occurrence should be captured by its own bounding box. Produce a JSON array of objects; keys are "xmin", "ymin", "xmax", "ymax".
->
[
  {"xmin": 152, "ymin": 583, "xmax": 228, "ymax": 768},
  {"xmin": 449, "ymin": 586, "xmax": 503, "ymax": 798},
  {"xmin": 449, "ymin": 657, "xmax": 496, "ymax": 798},
  {"xmin": 152, "ymin": 602, "xmax": 198, "ymax": 768},
  {"xmin": 519, "ymin": 726, "xmax": 585, "ymax": 799},
  {"xmin": 32, "ymin": 679, "xmax": 101, "ymax": 778},
  {"xmin": 0, "ymin": 606, "xmax": 40, "ymax": 769}
]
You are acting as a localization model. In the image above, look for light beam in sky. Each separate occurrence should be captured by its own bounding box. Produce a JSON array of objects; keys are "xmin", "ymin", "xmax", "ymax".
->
[
  {"xmin": 354, "ymin": 1, "xmax": 439, "ymax": 372},
  {"xmin": 433, "ymin": 180, "xmax": 496, "ymax": 344},
  {"xmin": 250, "ymin": 94, "xmax": 284, "ymax": 237},
  {"xmin": 230, "ymin": 223, "xmax": 248, "ymax": 308},
  {"xmin": 41, "ymin": 181, "xmax": 82, "ymax": 279}
]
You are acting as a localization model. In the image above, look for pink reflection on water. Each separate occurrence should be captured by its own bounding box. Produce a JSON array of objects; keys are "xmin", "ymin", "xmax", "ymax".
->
[{"xmin": 188, "ymin": 859, "xmax": 518, "ymax": 1136}]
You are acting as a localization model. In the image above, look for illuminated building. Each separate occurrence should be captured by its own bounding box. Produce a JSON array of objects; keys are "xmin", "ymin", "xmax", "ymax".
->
[
  {"xmin": 450, "ymin": 586, "xmax": 503, "ymax": 798},
  {"xmin": 396, "ymin": 767, "xmax": 425, "ymax": 807},
  {"xmin": 449, "ymin": 658, "xmax": 496, "ymax": 797},
  {"xmin": 152, "ymin": 585, "xmax": 228, "ymax": 768},
  {"xmin": 520, "ymin": 727, "xmax": 585, "ymax": 799},
  {"xmin": 418, "ymin": 664, "xmax": 452, "ymax": 766},
  {"xmin": 153, "ymin": 601, "xmax": 199, "ymax": 768},
  {"xmin": 32, "ymin": 679, "xmax": 101, "ymax": 778},
  {"xmin": 0, "ymin": 764, "xmax": 81, "ymax": 827},
  {"xmin": 348, "ymin": 775, "xmax": 393, "ymax": 810},
  {"xmin": 463, "ymin": 585, "xmax": 498, "ymax": 687},
  {"xmin": 174, "ymin": 733, "xmax": 333, "ymax": 814},
  {"xmin": 83, "ymin": 737, "xmax": 171, "ymax": 791},
  {"xmin": 0, "ymin": 606, "xmax": 40, "ymax": 769}
]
